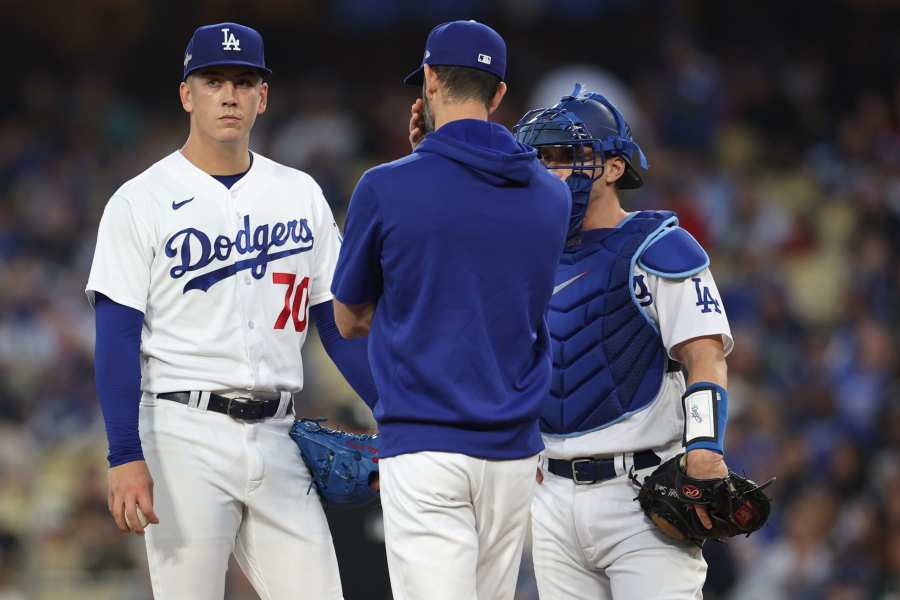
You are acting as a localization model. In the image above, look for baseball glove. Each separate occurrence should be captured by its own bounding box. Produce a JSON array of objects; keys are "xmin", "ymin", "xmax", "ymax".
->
[
  {"xmin": 631, "ymin": 453, "xmax": 773, "ymax": 546},
  {"xmin": 289, "ymin": 418, "xmax": 380, "ymax": 508}
]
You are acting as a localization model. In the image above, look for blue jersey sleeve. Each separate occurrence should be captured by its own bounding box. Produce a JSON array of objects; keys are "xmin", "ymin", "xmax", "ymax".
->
[
  {"xmin": 331, "ymin": 174, "xmax": 384, "ymax": 305},
  {"xmin": 310, "ymin": 301, "xmax": 378, "ymax": 410},
  {"xmin": 94, "ymin": 293, "xmax": 145, "ymax": 467}
]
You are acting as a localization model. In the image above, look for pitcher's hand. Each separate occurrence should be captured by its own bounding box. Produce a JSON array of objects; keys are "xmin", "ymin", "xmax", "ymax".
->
[{"xmin": 108, "ymin": 460, "xmax": 159, "ymax": 535}]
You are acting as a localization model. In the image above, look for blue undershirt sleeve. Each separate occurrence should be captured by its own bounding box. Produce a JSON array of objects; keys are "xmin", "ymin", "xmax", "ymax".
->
[
  {"xmin": 310, "ymin": 300, "xmax": 378, "ymax": 411},
  {"xmin": 94, "ymin": 293, "xmax": 145, "ymax": 467}
]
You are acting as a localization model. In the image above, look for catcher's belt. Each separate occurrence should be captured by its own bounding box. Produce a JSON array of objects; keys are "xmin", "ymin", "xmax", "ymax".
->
[{"xmin": 547, "ymin": 450, "xmax": 661, "ymax": 485}]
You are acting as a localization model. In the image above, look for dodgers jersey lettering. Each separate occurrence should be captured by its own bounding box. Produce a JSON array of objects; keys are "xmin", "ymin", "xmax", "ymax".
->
[{"xmin": 86, "ymin": 151, "xmax": 341, "ymax": 394}]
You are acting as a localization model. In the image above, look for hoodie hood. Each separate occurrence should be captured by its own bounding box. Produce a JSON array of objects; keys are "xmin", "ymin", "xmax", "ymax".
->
[{"xmin": 415, "ymin": 119, "xmax": 540, "ymax": 186}]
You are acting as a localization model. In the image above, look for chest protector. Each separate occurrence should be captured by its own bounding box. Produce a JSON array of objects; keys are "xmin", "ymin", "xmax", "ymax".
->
[{"xmin": 543, "ymin": 210, "xmax": 693, "ymax": 435}]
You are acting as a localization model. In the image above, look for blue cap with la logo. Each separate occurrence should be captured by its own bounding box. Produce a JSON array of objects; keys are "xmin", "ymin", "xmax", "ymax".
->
[
  {"xmin": 182, "ymin": 22, "xmax": 272, "ymax": 80},
  {"xmin": 403, "ymin": 20, "xmax": 506, "ymax": 86}
]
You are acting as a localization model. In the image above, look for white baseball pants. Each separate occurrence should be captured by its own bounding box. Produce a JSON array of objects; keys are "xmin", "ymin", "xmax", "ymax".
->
[
  {"xmin": 531, "ymin": 449, "xmax": 707, "ymax": 600},
  {"xmin": 138, "ymin": 393, "xmax": 343, "ymax": 600},
  {"xmin": 379, "ymin": 451, "xmax": 539, "ymax": 600}
]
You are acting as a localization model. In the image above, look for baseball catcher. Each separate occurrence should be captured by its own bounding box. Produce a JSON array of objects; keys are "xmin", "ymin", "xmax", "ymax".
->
[
  {"xmin": 512, "ymin": 85, "xmax": 766, "ymax": 598},
  {"xmin": 290, "ymin": 418, "xmax": 380, "ymax": 507},
  {"xmin": 632, "ymin": 453, "xmax": 774, "ymax": 546}
]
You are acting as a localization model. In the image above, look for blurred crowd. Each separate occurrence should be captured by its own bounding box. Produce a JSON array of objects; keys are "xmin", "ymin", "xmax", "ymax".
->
[{"xmin": 1, "ymin": 1, "xmax": 899, "ymax": 599}]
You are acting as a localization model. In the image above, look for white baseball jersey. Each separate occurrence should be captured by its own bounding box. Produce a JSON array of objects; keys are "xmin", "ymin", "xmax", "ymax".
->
[
  {"xmin": 86, "ymin": 150, "xmax": 341, "ymax": 395},
  {"xmin": 542, "ymin": 264, "xmax": 733, "ymax": 459}
]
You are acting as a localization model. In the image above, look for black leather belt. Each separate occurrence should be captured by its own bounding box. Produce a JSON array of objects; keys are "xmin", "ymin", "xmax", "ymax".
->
[
  {"xmin": 157, "ymin": 391, "xmax": 290, "ymax": 421},
  {"xmin": 547, "ymin": 449, "xmax": 661, "ymax": 485}
]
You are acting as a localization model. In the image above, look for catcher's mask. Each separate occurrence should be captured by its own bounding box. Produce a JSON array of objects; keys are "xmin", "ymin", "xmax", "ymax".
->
[{"xmin": 512, "ymin": 83, "xmax": 648, "ymax": 189}]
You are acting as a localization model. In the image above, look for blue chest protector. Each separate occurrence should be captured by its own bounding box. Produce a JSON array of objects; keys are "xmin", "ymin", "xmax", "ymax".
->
[{"xmin": 542, "ymin": 210, "xmax": 709, "ymax": 435}]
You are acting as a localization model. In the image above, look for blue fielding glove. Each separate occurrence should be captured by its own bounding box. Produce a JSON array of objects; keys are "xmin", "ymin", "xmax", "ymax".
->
[{"xmin": 289, "ymin": 418, "xmax": 380, "ymax": 507}]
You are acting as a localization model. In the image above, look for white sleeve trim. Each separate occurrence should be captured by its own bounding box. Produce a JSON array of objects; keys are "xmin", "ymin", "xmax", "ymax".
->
[
  {"xmin": 667, "ymin": 333, "xmax": 735, "ymax": 360},
  {"xmin": 84, "ymin": 287, "xmax": 147, "ymax": 313}
]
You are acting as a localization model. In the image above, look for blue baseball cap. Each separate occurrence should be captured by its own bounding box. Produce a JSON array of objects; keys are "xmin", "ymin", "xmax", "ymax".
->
[
  {"xmin": 183, "ymin": 22, "xmax": 272, "ymax": 80},
  {"xmin": 403, "ymin": 20, "xmax": 506, "ymax": 86}
]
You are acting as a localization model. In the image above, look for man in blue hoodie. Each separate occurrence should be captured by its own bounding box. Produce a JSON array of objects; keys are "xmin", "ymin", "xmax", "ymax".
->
[{"xmin": 331, "ymin": 20, "xmax": 570, "ymax": 600}]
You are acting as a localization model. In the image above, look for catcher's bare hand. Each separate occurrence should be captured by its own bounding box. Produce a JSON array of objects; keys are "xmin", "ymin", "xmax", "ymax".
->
[
  {"xmin": 108, "ymin": 460, "xmax": 159, "ymax": 535},
  {"xmin": 409, "ymin": 98, "xmax": 426, "ymax": 150},
  {"xmin": 685, "ymin": 449, "xmax": 728, "ymax": 529}
]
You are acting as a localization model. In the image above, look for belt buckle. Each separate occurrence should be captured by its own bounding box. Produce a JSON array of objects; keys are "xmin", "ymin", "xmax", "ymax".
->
[
  {"xmin": 570, "ymin": 458, "xmax": 594, "ymax": 485},
  {"xmin": 226, "ymin": 396, "xmax": 253, "ymax": 419}
]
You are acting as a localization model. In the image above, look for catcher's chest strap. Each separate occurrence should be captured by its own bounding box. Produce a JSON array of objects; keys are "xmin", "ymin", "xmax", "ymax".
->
[
  {"xmin": 157, "ymin": 391, "xmax": 292, "ymax": 421},
  {"xmin": 548, "ymin": 450, "xmax": 661, "ymax": 485}
]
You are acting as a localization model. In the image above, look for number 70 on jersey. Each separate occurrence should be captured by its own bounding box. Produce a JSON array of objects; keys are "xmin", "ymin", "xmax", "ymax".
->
[{"xmin": 272, "ymin": 272, "xmax": 310, "ymax": 332}]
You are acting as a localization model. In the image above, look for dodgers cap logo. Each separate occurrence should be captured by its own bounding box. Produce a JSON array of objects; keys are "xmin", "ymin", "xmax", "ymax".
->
[
  {"xmin": 183, "ymin": 22, "xmax": 272, "ymax": 80},
  {"xmin": 403, "ymin": 20, "xmax": 506, "ymax": 86}
]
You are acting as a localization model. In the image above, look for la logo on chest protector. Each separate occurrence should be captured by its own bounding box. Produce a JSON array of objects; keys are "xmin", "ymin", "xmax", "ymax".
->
[{"xmin": 165, "ymin": 215, "xmax": 314, "ymax": 293}]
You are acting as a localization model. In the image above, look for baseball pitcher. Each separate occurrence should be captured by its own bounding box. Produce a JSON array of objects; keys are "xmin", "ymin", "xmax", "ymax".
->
[{"xmin": 86, "ymin": 22, "xmax": 376, "ymax": 599}]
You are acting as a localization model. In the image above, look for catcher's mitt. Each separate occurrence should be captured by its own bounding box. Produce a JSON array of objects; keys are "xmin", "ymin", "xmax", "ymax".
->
[
  {"xmin": 631, "ymin": 453, "xmax": 773, "ymax": 546},
  {"xmin": 289, "ymin": 418, "xmax": 380, "ymax": 508}
]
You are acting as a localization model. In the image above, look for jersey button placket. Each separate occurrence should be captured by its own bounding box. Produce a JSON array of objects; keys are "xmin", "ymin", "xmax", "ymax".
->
[
  {"xmin": 235, "ymin": 189, "xmax": 267, "ymax": 390},
  {"xmin": 228, "ymin": 191, "xmax": 256, "ymax": 389}
]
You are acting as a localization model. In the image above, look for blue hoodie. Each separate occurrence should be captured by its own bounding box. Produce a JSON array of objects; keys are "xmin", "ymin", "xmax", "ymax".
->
[{"xmin": 332, "ymin": 119, "xmax": 570, "ymax": 460}]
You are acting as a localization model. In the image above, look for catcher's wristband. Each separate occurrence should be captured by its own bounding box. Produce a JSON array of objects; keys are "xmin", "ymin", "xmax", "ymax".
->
[{"xmin": 682, "ymin": 382, "xmax": 728, "ymax": 454}]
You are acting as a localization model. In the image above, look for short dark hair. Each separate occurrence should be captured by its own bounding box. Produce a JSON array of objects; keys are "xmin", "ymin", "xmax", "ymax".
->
[{"xmin": 430, "ymin": 65, "xmax": 501, "ymax": 107}]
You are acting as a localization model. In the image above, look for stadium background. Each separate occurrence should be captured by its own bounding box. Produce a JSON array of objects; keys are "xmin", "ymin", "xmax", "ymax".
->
[{"xmin": 1, "ymin": 0, "xmax": 898, "ymax": 598}]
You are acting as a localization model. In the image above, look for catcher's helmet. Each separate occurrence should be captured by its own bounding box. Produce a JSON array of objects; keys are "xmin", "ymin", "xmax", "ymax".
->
[{"xmin": 513, "ymin": 83, "xmax": 648, "ymax": 189}]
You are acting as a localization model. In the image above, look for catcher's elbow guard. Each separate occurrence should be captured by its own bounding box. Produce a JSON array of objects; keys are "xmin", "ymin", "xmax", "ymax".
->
[{"xmin": 682, "ymin": 382, "xmax": 728, "ymax": 454}]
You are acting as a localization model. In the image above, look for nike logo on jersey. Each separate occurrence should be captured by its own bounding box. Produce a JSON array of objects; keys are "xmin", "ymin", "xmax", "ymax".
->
[
  {"xmin": 552, "ymin": 271, "xmax": 588, "ymax": 295},
  {"xmin": 165, "ymin": 215, "xmax": 315, "ymax": 293},
  {"xmin": 172, "ymin": 197, "xmax": 194, "ymax": 210}
]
